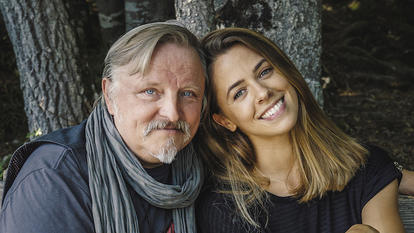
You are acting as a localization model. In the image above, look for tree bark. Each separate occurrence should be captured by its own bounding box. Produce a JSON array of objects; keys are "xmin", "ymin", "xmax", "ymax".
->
[
  {"xmin": 95, "ymin": 0, "xmax": 125, "ymax": 47},
  {"xmin": 0, "ymin": 0, "xmax": 95, "ymax": 135},
  {"xmin": 175, "ymin": 0, "xmax": 323, "ymax": 105},
  {"xmin": 125, "ymin": 0, "xmax": 175, "ymax": 31},
  {"xmin": 175, "ymin": 0, "xmax": 214, "ymax": 38}
]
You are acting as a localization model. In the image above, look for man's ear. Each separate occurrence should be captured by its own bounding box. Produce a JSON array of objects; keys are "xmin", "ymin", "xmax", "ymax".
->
[
  {"xmin": 212, "ymin": 113, "xmax": 237, "ymax": 132},
  {"xmin": 102, "ymin": 78, "xmax": 115, "ymax": 115}
]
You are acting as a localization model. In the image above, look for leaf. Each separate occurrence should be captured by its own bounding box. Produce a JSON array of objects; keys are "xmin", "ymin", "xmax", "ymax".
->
[
  {"xmin": 348, "ymin": 0, "xmax": 360, "ymax": 11},
  {"xmin": 322, "ymin": 4, "xmax": 333, "ymax": 12}
]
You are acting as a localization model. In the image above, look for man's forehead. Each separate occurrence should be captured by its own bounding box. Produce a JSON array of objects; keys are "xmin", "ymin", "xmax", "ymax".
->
[
  {"xmin": 113, "ymin": 63, "xmax": 204, "ymax": 87},
  {"xmin": 150, "ymin": 43, "xmax": 201, "ymax": 68}
]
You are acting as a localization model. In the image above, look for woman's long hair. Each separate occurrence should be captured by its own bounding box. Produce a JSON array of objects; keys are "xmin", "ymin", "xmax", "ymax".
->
[{"xmin": 197, "ymin": 28, "xmax": 368, "ymax": 228}]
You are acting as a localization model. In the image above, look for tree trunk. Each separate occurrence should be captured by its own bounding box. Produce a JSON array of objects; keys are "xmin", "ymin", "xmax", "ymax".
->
[
  {"xmin": 125, "ymin": 0, "xmax": 175, "ymax": 31},
  {"xmin": 0, "ymin": 0, "xmax": 95, "ymax": 136},
  {"xmin": 174, "ymin": 0, "xmax": 214, "ymax": 38},
  {"xmin": 95, "ymin": 0, "xmax": 125, "ymax": 47},
  {"xmin": 175, "ymin": 0, "xmax": 323, "ymax": 105}
]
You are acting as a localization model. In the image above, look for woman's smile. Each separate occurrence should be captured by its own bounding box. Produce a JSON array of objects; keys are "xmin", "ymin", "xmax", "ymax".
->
[
  {"xmin": 259, "ymin": 96, "xmax": 285, "ymax": 120},
  {"xmin": 211, "ymin": 44, "xmax": 299, "ymax": 139}
]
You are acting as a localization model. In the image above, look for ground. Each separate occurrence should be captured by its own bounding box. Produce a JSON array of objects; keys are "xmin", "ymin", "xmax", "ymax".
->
[
  {"xmin": 0, "ymin": 0, "xmax": 413, "ymax": 174},
  {"xmin": 322, "ymin": 0, "xmax": 414, "ymax": 169}
]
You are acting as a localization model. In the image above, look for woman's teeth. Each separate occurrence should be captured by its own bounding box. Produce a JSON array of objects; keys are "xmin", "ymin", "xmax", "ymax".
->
[{"xmin": 262, "ymin": 98, "xmax": 284, "ymax": 119}]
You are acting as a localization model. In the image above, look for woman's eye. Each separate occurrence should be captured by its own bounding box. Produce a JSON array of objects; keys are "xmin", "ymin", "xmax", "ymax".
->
[
  {"xmin": 234, "ymin": 89, "xmax": 246, "ymax": 100},
  {"xmin": 259, "ymin": 67, "xmax": 273, "ymax": 79}
]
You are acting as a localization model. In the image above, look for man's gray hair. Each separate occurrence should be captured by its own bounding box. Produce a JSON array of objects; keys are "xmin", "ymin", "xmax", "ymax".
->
[{"xmin": 102, "ymin": 21, "xmax": 208, "ymax": 112}]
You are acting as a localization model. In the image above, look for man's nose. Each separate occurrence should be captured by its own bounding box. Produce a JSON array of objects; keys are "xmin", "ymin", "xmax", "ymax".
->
[{"xmin": 159, "ymin": 96, "xmax": 180, "ymax": 122}]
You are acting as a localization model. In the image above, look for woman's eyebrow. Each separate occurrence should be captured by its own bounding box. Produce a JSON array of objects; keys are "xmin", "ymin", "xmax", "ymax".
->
[
  {"xmin": 253, "ymin": 58, "xmax": 267, "ymax": 73},
  {"xmin": 225, "ymin": 59, "xmax": 267, "ymax": 99},
  {"xmin": 227, "ymin": 79, "xmax": 244, "ymax": 99}
]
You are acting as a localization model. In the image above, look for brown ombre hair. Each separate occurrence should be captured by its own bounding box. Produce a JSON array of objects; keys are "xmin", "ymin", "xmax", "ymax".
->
[{"xmin": 197, "ymin": 28, "xmax": 368, "ymax": 228}]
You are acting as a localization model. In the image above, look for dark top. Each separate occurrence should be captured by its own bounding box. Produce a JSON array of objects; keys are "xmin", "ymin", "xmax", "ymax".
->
[
  {"xmin": 196, "ymin": 146, "xmax": 402, "ymax": 233},
  {"xmin": 0, "ymin": 122, "xmax": 173, "ymax": 233}
]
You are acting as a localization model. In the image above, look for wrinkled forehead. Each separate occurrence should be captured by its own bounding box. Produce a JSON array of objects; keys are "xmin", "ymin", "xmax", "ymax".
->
[
  {"xmin": 112, "ymin": 44, "xmax": 206, "ymax": 88},
  {"xmin": 117, "ymin": 42, "xmax": 202, "ymax": 73}
]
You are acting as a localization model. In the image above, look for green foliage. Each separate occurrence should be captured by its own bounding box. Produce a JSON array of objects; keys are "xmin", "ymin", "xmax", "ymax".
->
[
  {"xmin": 0, "ymin": 128, "xmax": 43, "ymax": 180},
  {"xmin": 26, "ymin": 128, "xmax": 43, "ymax": 139},
  {"xmin": 0, "ymin": 153, "xmax": 12, "ymax": 180},
  {"xmin": 347, "ymin": 0, "xmax": 360, "ymax": 11}
]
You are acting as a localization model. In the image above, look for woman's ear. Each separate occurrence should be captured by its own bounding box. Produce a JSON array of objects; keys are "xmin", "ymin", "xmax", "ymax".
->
[{"xmin": 212, "ymin": 113, "xmax": 237, "ymax": 132}]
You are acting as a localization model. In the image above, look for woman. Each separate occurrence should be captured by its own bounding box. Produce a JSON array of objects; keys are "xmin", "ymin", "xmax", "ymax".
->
[{"xmin": 195, "ymin": 28, "xmax": 405, "ymax": 233}]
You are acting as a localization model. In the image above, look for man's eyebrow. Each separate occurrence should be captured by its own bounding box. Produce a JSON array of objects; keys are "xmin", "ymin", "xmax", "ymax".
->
[
  {"xmin": 182, "ymin": 85, "xmax": 202, "ymax": 93},
  {"xmin": 227, "ymin": 79, "xmax": 244, "ymax": 99},
  {"xmin": 253, "ymin": 58, "xmax": 267, "ymax": 73}
]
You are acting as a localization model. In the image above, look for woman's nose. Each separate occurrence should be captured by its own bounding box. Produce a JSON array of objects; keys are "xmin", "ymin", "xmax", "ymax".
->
[{"xmin": 255, "ymin": 84, "xmax": 272, "ymax": 104}]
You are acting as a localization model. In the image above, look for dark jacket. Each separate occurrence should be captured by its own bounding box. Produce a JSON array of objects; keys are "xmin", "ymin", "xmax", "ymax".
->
[
  {"xmin": 0, "ymin": 121, "xmax": 173, "ymax": 233},
  {"xmin": 0, "ymin": 121, "xmax": 94, "ymax": 233},
  {"xmin": 1, "ymin": 121, "xmax": 88, "ymax": 204}
]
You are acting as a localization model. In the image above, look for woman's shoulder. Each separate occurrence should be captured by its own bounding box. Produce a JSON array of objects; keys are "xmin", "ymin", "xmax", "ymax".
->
[
  {"xmin": 196, "ymin": 180, "xmax": 252, "ymax": 233},
  {"xmin": 365, "ymin": 144, "xmax": 392, "ymax": 164},
  {"xmin": 362, "ymin": 144, "xmax": 402, "ymax": 179},
  {"xmin": 196, "ymin": 181, "xmax": 234, "ymax": 219},
  {"xmin": 349, "ymin": 144, "xmax": 402, "ymax": 206}
]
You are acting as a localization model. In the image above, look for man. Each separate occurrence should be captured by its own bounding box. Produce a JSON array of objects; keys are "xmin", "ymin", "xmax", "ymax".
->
[{"xmin": 0, "ymin": 22, "xmax": 206, "ymax": 233}]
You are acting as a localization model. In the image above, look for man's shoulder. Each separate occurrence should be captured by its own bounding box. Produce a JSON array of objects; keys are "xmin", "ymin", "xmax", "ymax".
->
[
  {"xmin": 36, "ymin": 120, "xmax": 87, "ymax": 151},
  {"xmin": 14, "ymin": 120, "xmax": 88, "ymax": 176},
  {"xmin": 0, "ymin": 121, "xmax": 94, "ymax": 233},
  {"xmin": 0, "ymin": 144, "xmax": 93, "ymax": 233},
  {"xmin": 14, "ymin": 143, "xmax": 87, "ymax": 182},
  {"xmin": 2, "ymin": 121, "xmax": 89, "ymax": 203}
]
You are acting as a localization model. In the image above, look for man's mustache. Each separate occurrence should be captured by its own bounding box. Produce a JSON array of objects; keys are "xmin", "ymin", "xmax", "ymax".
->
[{"xmin": 143, "ymin": 120, "xmax": 191, "ymax": 142}]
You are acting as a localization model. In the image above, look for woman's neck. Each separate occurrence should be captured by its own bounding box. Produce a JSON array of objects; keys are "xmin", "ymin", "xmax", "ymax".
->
[
  {"xmin": 252, "ymin": 133, "xmax": 294, "ymax": 173},
  {"xmin": 251, "ymin": 133, "xmax": 300, "ymax": 196}
]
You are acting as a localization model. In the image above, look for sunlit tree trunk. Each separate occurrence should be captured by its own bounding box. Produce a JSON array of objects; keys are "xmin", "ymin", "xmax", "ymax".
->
[
  {"xmin": 0, "ymin": 0, "xmax": 96, "ymax": 135},
  {"xmin": 95, "ymin": 0, "xmax": 175, "ymax": 46},
  {"xmin": 124, "ymin": 0, "xmax": 175, "ymax": 31},
  {"xmin": 175, "ymin": 0, "xmax": 214, "ymax": 38},
  {"xmin": 175, "ymin": 0, "xmax": 323, "ymax": 104}
]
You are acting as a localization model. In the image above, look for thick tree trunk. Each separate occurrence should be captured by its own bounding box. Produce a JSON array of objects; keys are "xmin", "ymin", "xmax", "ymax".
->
[
  {"xmin": 175, "ymin": 0, "xmax": 323, "ymax": 105},
  {"xmin": 0, "ymin": 0, "xmax": 95, "ymax": 135},
  {"xmin": 95, "ymin": 0, "xmax": 125, "ymax": 47},
  {"xmin": 95, "ymin": 0, "xmax": 175, "ymax": 46},
  {"xmin": 175, "ymin": 0, "xmax": 214, "ymax": 38},
  {"xmin": 124, "ymin": 0, "xmax": 175, "ymax": 31}
]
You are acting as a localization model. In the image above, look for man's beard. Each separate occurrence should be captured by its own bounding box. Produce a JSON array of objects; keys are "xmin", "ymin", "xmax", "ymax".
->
[
  {"xmin": 143, "ymin": 120, "xmax": 192, "ymax": 164},
  {"xmin": 151, "ymin": 138, "xmax": 177, "ymax": 164}
]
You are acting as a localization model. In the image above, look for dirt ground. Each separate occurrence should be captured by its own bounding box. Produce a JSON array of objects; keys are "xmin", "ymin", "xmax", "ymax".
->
[
  {"xmin": 0, "ymin": 0, "xmax": 413, "ymax": 170},
  {"xmin": 322, "ymin": 0, "xmax": 414, "ymax": 169}
]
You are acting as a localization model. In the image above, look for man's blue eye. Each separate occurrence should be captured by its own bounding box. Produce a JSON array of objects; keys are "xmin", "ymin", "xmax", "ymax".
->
[
  {"xmin": 145, "ymin": 89, "xmax": 155, "ymax": 95},
  {"xmin": 182, "ymin": 91, "xmax": 193, "ymax": 97}
]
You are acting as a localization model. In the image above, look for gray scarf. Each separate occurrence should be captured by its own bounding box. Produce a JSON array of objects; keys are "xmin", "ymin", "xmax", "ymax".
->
[{"xmin": 85, "ymin": 99, "xmax": 203, "ymax": 233}]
